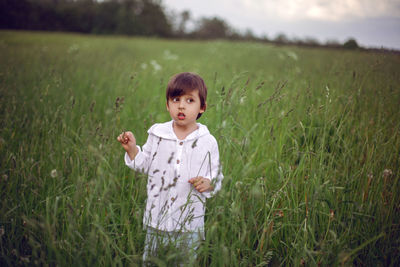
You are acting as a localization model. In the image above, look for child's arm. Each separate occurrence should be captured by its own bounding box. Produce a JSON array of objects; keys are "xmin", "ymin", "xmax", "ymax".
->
[
  {"xmin": 117, "ymin": 131, "xmax": 138, "ymax": 160},
  {"xmin": 118, "ymin": 130, "xmax": 154, "ymax": 173},
  {"xmin": 189, "ymin": 141, "xmax": 224, "ymax": 196}
]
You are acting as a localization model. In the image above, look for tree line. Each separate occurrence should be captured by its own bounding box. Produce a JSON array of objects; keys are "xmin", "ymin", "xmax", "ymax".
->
[
  {"xmin": 1, "ymin": 0, "xmax": 362, "ymax": 49},
  {"xmin": 0, "ymin": 0, "xmax": 171, "ymax": 36}
]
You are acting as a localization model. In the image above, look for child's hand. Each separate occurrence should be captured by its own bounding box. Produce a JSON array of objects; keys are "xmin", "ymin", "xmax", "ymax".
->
[
  {"xmin": 117, "ymin": 131, "xmax": 138, "ymax": 160},
  {"xmin": 188, "ymin": 176, "xmax": 213, "ymax": 193}
]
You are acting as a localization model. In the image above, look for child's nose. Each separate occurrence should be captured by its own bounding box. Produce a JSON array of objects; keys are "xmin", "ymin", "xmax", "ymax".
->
[{"xmin": 179, "ymin": 100, "xmax": 185, "ymax": 108}]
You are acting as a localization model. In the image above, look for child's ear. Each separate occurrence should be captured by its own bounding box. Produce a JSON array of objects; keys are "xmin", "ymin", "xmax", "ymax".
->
[
  {"xmin": 166, "ymin": 101, "xmax": 170, "ymax": 111},
  {"xmin": 200, "ymin": 102, "xmax": 207, "ymax": 113}
]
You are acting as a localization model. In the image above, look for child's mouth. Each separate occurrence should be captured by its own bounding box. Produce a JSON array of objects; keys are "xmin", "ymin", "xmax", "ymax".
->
[{"xmin": 178, "ymin": 113, "xmax": 185, "ymax": 120}]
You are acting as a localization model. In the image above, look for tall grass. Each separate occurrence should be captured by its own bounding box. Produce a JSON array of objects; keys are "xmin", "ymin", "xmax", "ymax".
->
[{"xmin": 1, "ymin": 31, "xmax": 399, "ymax": 266}]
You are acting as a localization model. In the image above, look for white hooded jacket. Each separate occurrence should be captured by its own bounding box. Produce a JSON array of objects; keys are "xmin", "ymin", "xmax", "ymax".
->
[{"xmin": 125, "ymin": 120, "xmax": 223, "ymax": 232}]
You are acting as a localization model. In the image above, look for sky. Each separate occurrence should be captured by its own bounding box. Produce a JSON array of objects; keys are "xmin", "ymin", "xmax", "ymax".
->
[{"xmin": 163, "ymin": 0, "xmax": 400, "ymax": 49}]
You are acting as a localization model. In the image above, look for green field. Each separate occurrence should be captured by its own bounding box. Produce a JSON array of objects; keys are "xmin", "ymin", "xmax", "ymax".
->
[{"xmin": 1, "ymin": 31, "xmax": 399, "ymax": 266}]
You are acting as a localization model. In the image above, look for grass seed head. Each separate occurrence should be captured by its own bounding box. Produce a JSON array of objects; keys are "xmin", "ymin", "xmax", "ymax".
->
[{"xmin": 50, "ymin": 169, "xmax": 58, "ymax": 178}]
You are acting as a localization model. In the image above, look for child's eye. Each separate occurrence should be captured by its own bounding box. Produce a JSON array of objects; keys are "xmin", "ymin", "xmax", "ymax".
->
[
  {"xmin": 187, "ymin": 98, "xmax": 194, "ymax": 103},
  {"xmin": 172, "ymin": 97, "xmax": 179, "ymax": 102}
]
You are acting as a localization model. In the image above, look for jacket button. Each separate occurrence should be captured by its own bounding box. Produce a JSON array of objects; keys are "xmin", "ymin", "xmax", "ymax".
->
[
  {"xmin": 177, "ymin": 159, "xmax": 180, "ymax": 164},
  {"xmin": 179, "ymin": 141, "xmax": 183, "ymax": 145}
]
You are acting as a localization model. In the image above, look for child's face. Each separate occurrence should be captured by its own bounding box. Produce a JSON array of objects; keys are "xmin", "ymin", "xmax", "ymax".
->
[{"xmin": 166, "ymin": 90, "xmax": 205, "ymax": 129}]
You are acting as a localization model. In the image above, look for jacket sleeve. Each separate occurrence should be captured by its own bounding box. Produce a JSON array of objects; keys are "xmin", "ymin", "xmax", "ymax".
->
[
  {"xmin": 124, "ymin": 133, "xmax": 153, "ymax": 174},
  {"xmin": 202, "ymin": 141, "xmax": 224, "ymax": 198}
]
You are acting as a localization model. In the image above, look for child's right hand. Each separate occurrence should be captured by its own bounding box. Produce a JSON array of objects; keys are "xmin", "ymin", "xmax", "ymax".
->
[{"xmin": 117, "ymin": 131, "xmax": 138, "ymax": 160}]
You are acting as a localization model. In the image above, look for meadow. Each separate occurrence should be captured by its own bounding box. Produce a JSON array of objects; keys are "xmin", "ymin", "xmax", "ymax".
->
[{"xmin": 0, "ymin": 30, "xmax": 399, "ymax": 266}]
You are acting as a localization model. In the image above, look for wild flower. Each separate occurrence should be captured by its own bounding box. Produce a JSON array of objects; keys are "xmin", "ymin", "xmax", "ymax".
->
[
  {"xmin": 150, "ymin": 60, "xmax": 162, "ymax": 72},
  {"xmin": 235, "ymin": 181, "xmax": 243, "ymax": 189},
  {"xmin": 286, "ymin": 51, "xmax": 298, "ymax": 61},
  {"xmin": 50, "ymin": 169, "xmax": 58, "ymax": 178},
  {"xmin": 383, "ymin": 169, "xmax": 393, "ymax": 177},
  {"xmin": 20, "ymin": 256, "xmax": 30, "ymax": 263},
  {"xmin": 67, "ymin": 44, "xmax": 79, "ymax": 54},
  {"xmin": 2, "ymin": 174, "xmax": 8, "ymax": 181},
  {"xmin": 141, "ymin": 63, "xmax": 148, "ymax": 69},
  {"xmin": 163, "ymin": 50, "xmax": 178, "ymax": 61}
]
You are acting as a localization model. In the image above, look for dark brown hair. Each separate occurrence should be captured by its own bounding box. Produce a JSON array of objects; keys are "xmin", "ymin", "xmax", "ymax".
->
[{"xmin": 166, "ymin": 72, "xmax": 207, "ymax": 119}]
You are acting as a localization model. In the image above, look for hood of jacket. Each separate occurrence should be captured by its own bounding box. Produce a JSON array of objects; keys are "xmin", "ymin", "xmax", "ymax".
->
[{"xmin": 148, "ymin": 120, "xmax": 210, "ymax": 141}]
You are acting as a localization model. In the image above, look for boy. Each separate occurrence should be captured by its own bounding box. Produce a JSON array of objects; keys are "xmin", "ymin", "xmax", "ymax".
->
[{"xmin": 117, "ymin": 72, "xmax": 223, "ymax": 265}]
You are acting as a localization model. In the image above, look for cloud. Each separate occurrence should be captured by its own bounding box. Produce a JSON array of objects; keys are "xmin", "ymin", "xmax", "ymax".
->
[{"xmin": 241, "ymin": 0, "xmax": 400, "ymax": 21}]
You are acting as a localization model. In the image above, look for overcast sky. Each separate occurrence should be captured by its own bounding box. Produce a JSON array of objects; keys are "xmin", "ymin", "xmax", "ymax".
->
[{"xmin": 163, "ymin": 0, "xmax": 400, "ymax": 49}]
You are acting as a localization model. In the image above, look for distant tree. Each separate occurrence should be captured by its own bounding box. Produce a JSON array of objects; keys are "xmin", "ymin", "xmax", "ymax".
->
[
  {"xmin": 0, "ymin": 0, "xmax": 171, "ymax": 36},
  {"xmin": 57, "ymin": 0, "xmax": 96, "ymax": 33},
  {"xmin": 343, "ymin": 38, "xmax": 359, "ymax": 49},
  {"xmin": 177, "ymin": 10, "xmax": 190, "ymax": 36},
  {"xmin": 325, "ymin": 39, "xmax": 341, "ymax": 47},
  {"xmin": 292, "ymin": 37, "xmax": 305, "ymax": 46},
  {"xmin": 260, "ymin": 34, "xmax": 269, "ymax": 43},
  {"xmin": 243, "ymin": 28, "xmax": 256, "ymax": 41},
  {"xmin": 274, "ymin": 33, "xmax": 289, "ymax": 44},
  {"xmin": 304, "ymin": 36, "xmax": 320, "ymax": 46},
  {"xmin": 114, "ymin": 0, "xmax": 137, "ymax": 35},
  {"xmin": 92, "ymin": 0, "xmax": 120, "ymax": 34},
  {"xmin": 0, "ymin": 0, "xmax": 31, "ymax": 29},
  {"xmin": 194, "ymin": 16, "xmax": 230, "ymax": 39},
  {"xmin": 137, "ymin": 0, "xmax": 172, "ymax": 36}
]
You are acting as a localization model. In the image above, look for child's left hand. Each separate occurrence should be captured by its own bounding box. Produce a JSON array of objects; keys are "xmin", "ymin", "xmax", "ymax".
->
[{"xmin": 188, "ymin": 176, "xmax": 213, "ymax": 193}]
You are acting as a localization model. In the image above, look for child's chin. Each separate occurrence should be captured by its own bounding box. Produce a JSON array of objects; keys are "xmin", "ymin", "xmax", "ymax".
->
[{"xmin": 175, "ymin": 120, "xmax": 188, "ymax": 126}]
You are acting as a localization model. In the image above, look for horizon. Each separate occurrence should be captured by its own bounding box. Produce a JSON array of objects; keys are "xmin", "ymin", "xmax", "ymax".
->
[{"xmin": 163, "ymin": 0, "xmax": 400, "ymax": 50}]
